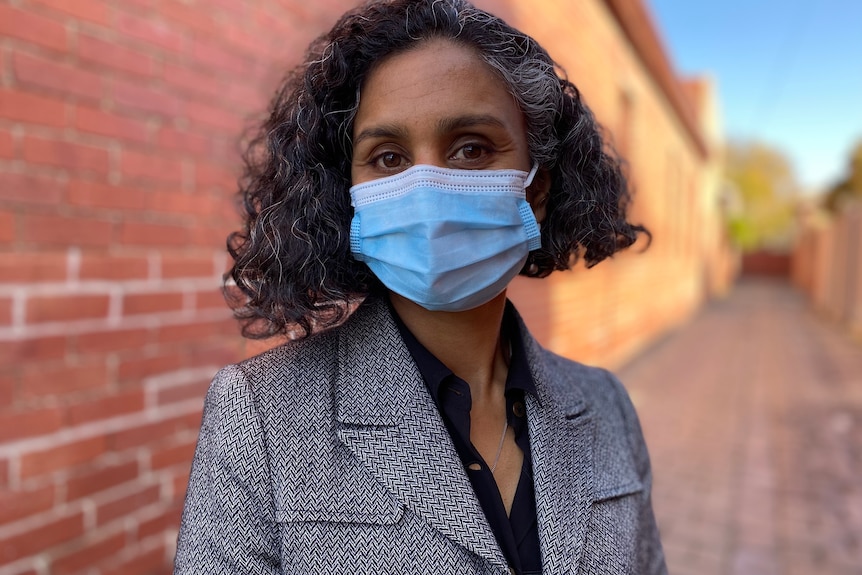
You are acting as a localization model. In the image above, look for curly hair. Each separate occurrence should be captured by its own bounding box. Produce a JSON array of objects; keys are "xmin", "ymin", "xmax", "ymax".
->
[{"xmin": 228, "ymin": 0, "xmax": 649, "ymax": 339}]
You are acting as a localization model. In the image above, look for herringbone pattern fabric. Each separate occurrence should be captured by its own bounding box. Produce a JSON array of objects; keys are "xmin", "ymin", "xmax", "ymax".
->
[{"xmin": 174, "ymin": 297, "xmax": 667, "ymax": 574}]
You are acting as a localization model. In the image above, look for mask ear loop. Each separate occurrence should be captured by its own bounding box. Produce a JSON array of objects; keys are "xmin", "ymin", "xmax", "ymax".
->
[
  {"xmin": 524, "ymin": 162, "xmax": 540, "ymax": 188},
  {"xmin": 524, "ymin": 162, "xmax": 543, "ymax": 277}
]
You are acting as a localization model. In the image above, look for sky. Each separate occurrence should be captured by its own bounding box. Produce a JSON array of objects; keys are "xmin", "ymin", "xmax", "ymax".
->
[{"xmin": 648, "ymin": 0, "xmax": 862, "ymax": 193}]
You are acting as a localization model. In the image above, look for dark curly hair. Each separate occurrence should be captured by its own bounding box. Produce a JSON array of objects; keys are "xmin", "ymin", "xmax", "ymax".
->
[{"xmin": 227, "ymin": 0, "xmax": 649, "ymax": 339}]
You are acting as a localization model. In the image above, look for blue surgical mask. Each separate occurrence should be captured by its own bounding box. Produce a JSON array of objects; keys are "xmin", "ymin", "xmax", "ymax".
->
[{"xmin": 349, "ymin": 164, "xmax": 541, "ymax": 311}]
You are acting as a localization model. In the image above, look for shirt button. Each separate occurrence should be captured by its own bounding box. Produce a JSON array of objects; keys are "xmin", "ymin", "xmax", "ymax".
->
[
  {"xmin": 467, "ymin": 462, "xmax": 482, "ymax": 472},
  {"xmin": 512, "ymin": 401, "xmax": 525, "ymax": 418}
]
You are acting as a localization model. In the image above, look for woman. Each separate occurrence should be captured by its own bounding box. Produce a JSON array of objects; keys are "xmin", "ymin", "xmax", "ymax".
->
[{"xmin": 175, "ymin": 0, "xmax": 666, "ymax": 573}]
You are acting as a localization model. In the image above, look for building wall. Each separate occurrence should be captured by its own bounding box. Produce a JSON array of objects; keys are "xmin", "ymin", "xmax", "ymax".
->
[
  {"xmin": 479, "ymin": 0, "xmax": 726, "ymax": 367},
  {"xmin": 0, "ymin": 0, "xmax": 727, "ymax": 573},
  {"xmin": 794, "ymin": 202, "xmax": 862, "ymax": 336}
]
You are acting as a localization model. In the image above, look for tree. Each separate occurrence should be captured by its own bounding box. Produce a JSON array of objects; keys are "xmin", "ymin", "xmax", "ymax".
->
[
  {"xmin": 724, "ymin": 140, "xmax": 800, "ymax": 251},
  {"xmin": 823, "ymin": 141, "xmax": 862, "ymax": 212}
]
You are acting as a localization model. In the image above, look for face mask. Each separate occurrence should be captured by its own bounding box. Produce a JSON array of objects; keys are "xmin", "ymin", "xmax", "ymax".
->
[{"xmin": 349, "ymin": 164, "xmax": 541, "ymax": 312}]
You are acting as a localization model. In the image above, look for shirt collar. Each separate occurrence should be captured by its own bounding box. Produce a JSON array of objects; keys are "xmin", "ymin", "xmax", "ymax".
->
[{"xmin": 389, "ymin": 298, "xmax": 537, "ymax": 404}]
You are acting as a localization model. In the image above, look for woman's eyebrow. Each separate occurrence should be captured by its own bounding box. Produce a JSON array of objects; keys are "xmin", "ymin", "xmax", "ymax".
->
[
  {"xmin": 437, "ymin": 114, "xmax": 507, "ymax": 133},
  {"xmin": 353, "ymin": 124, "xmax": 410, "ymax": 146}
]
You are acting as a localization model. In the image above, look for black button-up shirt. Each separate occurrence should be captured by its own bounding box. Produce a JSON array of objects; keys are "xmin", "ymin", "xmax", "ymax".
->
[{"xmin": 391, "ymin": 301, "xmax": 542, "ymax": 575}]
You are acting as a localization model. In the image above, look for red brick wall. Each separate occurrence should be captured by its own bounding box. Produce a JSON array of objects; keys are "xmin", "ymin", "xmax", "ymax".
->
[
  {"xmin": 0, "ymin": 1, "xmax": 357, "ymax": 573},
  {"xmin": 0, "ymin": 0, "xmax": 728, "ymax": 573},
  {"xmin": 794, "ymin": 203, "xmax": 862, "ymax": 335}
]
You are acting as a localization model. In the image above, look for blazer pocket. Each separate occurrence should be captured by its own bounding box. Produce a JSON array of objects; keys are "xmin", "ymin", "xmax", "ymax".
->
[
  {"xmin": 593, "ymin": 478, "xmax": 644, "ymax": 503},
  {"xmin": 276, "ymin": 502, "xmax": 404, "ymax": 525}
]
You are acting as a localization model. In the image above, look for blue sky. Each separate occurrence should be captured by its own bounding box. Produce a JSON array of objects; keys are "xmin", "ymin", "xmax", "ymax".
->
[{"xmin": 648, "ymin": 0, "xmax": 862, "ymax": 193}]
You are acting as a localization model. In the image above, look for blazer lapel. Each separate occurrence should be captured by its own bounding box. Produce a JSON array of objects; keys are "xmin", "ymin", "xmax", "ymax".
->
[
  {"xmin": 333, "ymin": 299, "xmax": 508, "ymax": 572},
  {"xmin": 522, "ymin": 324, "xmax": 595, "ymax": 574}
]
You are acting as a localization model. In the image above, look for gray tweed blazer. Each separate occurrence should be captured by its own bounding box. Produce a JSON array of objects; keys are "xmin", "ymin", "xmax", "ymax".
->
[{"xmin": 174, "ymin": 298, "xmax": 666, "ymax": 574}]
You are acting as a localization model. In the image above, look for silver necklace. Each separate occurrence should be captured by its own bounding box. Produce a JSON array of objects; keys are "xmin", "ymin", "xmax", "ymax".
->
[{"xmin": 490, "ymin": 417, "xmax": 509, "ymax": 473}]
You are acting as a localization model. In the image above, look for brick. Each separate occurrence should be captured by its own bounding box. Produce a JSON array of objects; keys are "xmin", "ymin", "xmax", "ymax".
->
[
  {"xmin": 119, "ymin": 221, "xmax": 189, "ymax": 247},
  {"xmin": 0, "ymin": 512, "xmax": 84, "ymax": 564},
  {"xmin": 190, "ymin": 224, "xmax": 229, "ymax": 248},
  {"xmin": 161, "ymin": 255, "xmax": 215, "ymax": 279},
  {"xmin": 186, "ymin": 100, "xmax": 243, "ymax": 132},
  {"xmin": 113, "ymin": 78, "xmax": 183, "ymax": 117},
  {"xmin": 65, "ymin": 460, "xmax": 139, "ymax": 501},
  {"xmin": 120, "ymin": 150, "xmax": 183, "ymax": 184},
  {"xmin": 196, "ymin": 288, "xmax": 227, "ymax": 310},
  {"xmin": 156, "ymin": 318, "xmax": 235, "ymax": 344},
  {"xmin": 117, "ymin": 351, "xmax": 186, "ymax": 381},
  {"xmin": 51, "ymin": 531, "xmax": 126, "ymax": 575},
  {"xmin": 195, "ymin": 162, "xmax": 237, "ymax": 188},
  {"xmin": 0, "ymin": 172, "xmax": 66, "ymax": 206},
  {"xmin": 156, "ymin": 377, "xmax": 211, "ymax": 406},
  {"xmin": 20, "ymin": 436, "xmax": 106, "ymax": 478},
  {"xmin": 74, "ymin": 327, "xmax": 151, "ymax": 354},
  {"xmin": 77, "ymin": 34, "xmax": 154, "ymax": 77},
  {"xmin": 191, "ymin": 37, "xmax": 250, "ymax": 75},
  {"xmin": 29, "ymin": 0, "xmax": 112, "ymax": 26},
  {"xmin": 100, "ymin": 542, "xmax": 166, "ymax": 575},
  {"xmin": 0, "ymin": 297, "xmax": 13, "ymax": 326},
  {"xmin": 66, "ymin": 390, "xmax": 146, "ymax": 425},
  {"xmin": 137, "ymin": 505, "xmax": 182, "ymax": 539},
  {"xmin": 26, "ymin": 293, "xmax": 110, "ymax": 323},
  {"xmin": 73, "ymin": 106, "xmax": 150, "ymax": 143},
  {"xmin": 0, "ymin": 5, "xmax": 67, "ymax": 52},
  {"xmin": 20, "ymin": 361, "xmax": 108, "ymax": 398},
  {"xmin": 161, "ymin": 62, "xmax": 222, "ymax": 100},
  {"xmin": 0, "ymin": 406, "xmax": 63, "ymax": 442},
  {"xmin": 109, "ymin": 412, "xmax": 200, "ymax": 451},
  {"xmin": 0, "ymin": 130, "xmax": 14, "ymax": 159},
  {"xmin": 22, "ymin": 135, "xmax": 110, "ymax": 173},
  {"xmin": 0, "ymin": 483, "xmax": 54, "ymax": 524},
  {"xmin": 79, "ymin": 253, "xmax": 150, "ymax": 280},
  {"xmin": 97, "ymin": 484, "xmax": 161, "ymax": 525},
  {"xmin": 13, "ymin": 52, "xmax": 104, "ymax": 101},
  {"xmin": 0, "ymin": 375, "xmax": 15, "ymax": 409},
  {"xmin": 156, "ymin": 127, "xmax": 209, "ymax": 156},
  {"xmin": 0, "ymin": 336, "xmax": 67, "ymax": 366},
  {"xmin": 150, "ymin": 438, "xmax": 197, "ymax": 470},
  {"xmin": 0, "ymin": 252, "xmax": 67, "ymax": 282},
  {"xmin": 23, "ymin": 214, "xmax": 114, "ymax": 247},
  {"xmin": 223, "ymin": 79, "xmax": 262, "ymax": 109},
  {"xmin": 0, "ymin": 211, "xmax": 15, "ymax": 244},
  {"xmin": 68, "ymin": 180, "xmax": 147, "ymax": 210},
  {"xmin": 115, "ymin": 11, "xmax": 185, "ymax": 52},
  {"xmin": 172, "ymin": 469, "xmax": 190, "ymax": 501},
  {"xmin": 146, "ymin": 190, "xmax": 214, "ymax": 216},
  {"xmin": 157, "ymin": 0, "xmax": 216, "ymax": 34},
  {"xmin": 123, "ymin": 291, "xmax": 185, "ymax": 315}
]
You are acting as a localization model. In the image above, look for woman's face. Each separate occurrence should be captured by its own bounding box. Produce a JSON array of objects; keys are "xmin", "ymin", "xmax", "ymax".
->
[{"xmin": 350, "ymin": 39, "xmax": 533, "ymax": 186}]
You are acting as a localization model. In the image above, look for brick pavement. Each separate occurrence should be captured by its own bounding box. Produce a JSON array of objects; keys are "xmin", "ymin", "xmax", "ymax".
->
[{"xmin": 619, "ymin": 278, "xmax": 862, "ymax": 575}]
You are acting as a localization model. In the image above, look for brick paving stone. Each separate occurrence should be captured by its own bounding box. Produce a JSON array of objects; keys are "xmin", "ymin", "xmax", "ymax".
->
[{"xmin": 619, "ymin": 278, "xmax": 862, "ymax": 575}]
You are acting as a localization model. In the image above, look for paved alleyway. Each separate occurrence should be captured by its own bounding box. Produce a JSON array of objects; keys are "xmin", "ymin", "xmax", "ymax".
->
[{"xmin": 618, "ymin": 278, "xmax": 862, "ymax": 575}]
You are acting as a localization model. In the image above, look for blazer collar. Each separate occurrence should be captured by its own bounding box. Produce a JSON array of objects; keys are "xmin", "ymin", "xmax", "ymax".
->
[
  {"xmin": 517, "ymin": 312, "xmax": 594, "ymax": 573},
  {"xmin": 334, "ymin": 297, "xmax": 508, "ymax": 570},
  {"xmin": 334, "ymin": 297, "xmax": 594, "ymax": 573}
]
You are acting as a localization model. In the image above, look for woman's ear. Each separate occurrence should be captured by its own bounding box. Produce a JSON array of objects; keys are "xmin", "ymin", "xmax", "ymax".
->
[{"xmin": 526, "ymin": 167, "xmax": 551, "ymax": 223}]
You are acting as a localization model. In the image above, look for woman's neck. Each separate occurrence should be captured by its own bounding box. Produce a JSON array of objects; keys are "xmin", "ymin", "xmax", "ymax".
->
[{"xmin": 389, "ymin": 291, "xmax": 509, "ymax": 399}]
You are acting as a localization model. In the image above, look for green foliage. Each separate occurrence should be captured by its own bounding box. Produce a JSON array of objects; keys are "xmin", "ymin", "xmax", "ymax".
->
[
  {"xmin": 823, "ymin": 140, "xmax": 862, "ymax": 211},
  {"xmin": 724, "ymin": 141, "xmax": 799, "ymax": 252}
]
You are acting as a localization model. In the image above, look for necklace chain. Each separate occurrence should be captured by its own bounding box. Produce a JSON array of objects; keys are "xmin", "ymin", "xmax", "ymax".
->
[{"xmin": 490, "ymin": 417, "xmax": 509, "ymax": 473}]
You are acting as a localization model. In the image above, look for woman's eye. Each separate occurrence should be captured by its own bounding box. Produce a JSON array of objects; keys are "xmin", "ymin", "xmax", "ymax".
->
[
  {"xmin": 453, "ymin": 144, "xmax": 488, "ymax": 161},
  {"xmin": 375, "ymin": 152, "xmax": 403, "ymax": 169}
]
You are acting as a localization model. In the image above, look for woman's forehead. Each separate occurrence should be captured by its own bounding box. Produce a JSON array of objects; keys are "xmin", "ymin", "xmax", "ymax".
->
[{"xmin": 353, "ymin": 39, "xmax": 522, "ymax": 137}]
